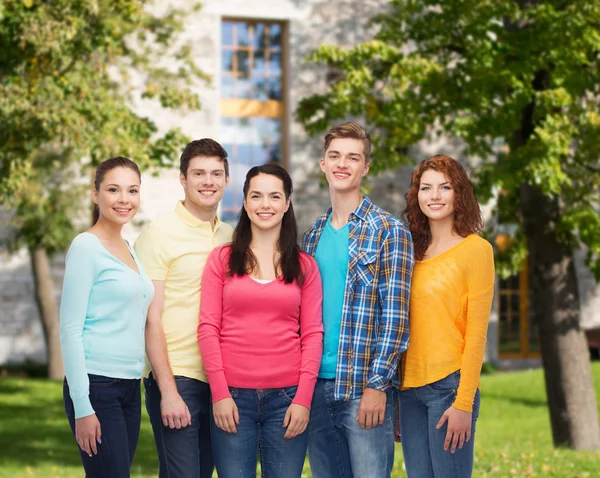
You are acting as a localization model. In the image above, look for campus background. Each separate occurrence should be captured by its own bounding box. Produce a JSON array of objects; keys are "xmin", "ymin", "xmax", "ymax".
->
[{"xmin": 1, "ymin": 0, "xmax": 599, "ymax": 372}]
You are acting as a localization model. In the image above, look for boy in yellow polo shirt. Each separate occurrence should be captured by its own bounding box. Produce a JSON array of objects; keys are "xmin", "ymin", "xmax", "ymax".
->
[{"xmin": 134, "ymin": 139, "xmax": 234, "ymax": 478}]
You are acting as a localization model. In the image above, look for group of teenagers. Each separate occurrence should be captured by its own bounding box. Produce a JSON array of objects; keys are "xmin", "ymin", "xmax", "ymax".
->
[{"xmin": 59, "ymin": 122, "xmax": 495, "ymax": 478}]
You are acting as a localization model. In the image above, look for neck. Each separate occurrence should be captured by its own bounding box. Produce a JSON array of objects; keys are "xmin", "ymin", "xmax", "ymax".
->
[
  {"xmin": 329, "ymin": 186, "xmax": 362, "ymax": 228},
  {"xmin": 428, "ymin": 216, "xmax": 457, "ymax": 244},
  {"xmin": 249, "ymin": 224, "xmax": 281, "ymax": 252},
  {"xmin": 91, "ymin": 218, "xmax": 124, "ymax": 241},
  {"xmin": 183, "ymin": 198, "xmax": 217, "ymax": 227}
]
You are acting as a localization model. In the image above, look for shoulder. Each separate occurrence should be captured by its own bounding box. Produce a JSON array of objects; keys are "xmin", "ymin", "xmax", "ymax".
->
[
  {"xmin": 68, "ymin": 233, "xmax": 99, "ymax": 253},
  {"xmin": 463, "ymin": 234, "xmax": 493, "ymax": 257},
  {"xmin": 141, "ymin": 211, "xmax": 180, "ymax": 236},
  {"xmin": 299, "ymin": 251, "xmax": 318, "ymax": 271},
  {"xmin": 303, "ymin": 212, "xmax": 329, "ymax": 237},
  {"xmin": 209, "ymin": 244, "xmax": 232, "ymax": 262},
  {"xmin": 365, "ymin": 204, "xmax": 411, "ymax": 239}
]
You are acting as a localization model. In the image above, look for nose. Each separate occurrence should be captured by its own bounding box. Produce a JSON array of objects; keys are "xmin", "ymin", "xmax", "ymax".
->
[
  {"xmin": 260, "ymin": 196, "xmax": 270, "ymax": 209},
  {"xmin": 338, "ymin": 155, "xmax": 349, "ymax": 168},
  {"xmin": 118, "ymin": 191, "xmax": 128, "ymax": 203},
  {"xmin": 431, "ymin": 188, "xmax": 442, "ymax": 200}
]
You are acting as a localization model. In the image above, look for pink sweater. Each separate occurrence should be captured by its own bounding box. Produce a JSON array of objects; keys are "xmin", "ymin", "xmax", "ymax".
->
[{"xmin": 198, "ymin": 245, "xmax": 324, "ymax": 409}]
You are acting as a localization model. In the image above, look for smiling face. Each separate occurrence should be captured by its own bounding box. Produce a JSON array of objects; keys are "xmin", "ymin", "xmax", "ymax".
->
[
  {"xmin": 180, "ymin": 156, "xmax": 229, "ymax": 213},
  {"xmin": 417, "ymin": 169, "xmax": 456, "ymax": 223},
  {"xmin": 92, "ymin": 166, "xmax": 140, "ymax": 226},
  {"xmin": 243, "ymin": 173, "xmax": 290, "ymax": 233},
  {"xmin": 320, "ymin": 138, "xmax": 370, "ymax": 194}
]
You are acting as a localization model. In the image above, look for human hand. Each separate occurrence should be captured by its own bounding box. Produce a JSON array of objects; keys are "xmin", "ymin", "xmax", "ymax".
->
[
  {"xmin": 436, "ymin": 405, "xmax": 472, "ymax": 453},
  {"xmin": 282, "ymin": 403, "xmax": 310, "ymax": 439},
  {"xmin": 356, "ymin": 388, "xmax": 387, "ymax": 429},
  {"xmin": 213, "ymin": 397, "xmax": 239, "ymax": 434},
  {"xmin": 161, "ymin": 391, "xmax": 192, "ymax": 429},
  {"xmin": 75, "ymin": 414, "xmax": 101, "ymax": 457}
]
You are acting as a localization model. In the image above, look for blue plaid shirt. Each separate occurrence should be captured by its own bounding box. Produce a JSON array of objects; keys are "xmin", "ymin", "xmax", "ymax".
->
[{"xmin": 302, "ymin": 197, "xmax": 414, "ymax": 400}]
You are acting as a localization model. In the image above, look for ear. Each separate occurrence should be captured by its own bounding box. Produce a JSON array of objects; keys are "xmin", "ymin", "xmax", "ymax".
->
[
  {"xmin": 285, "ymin": 197, "xmax": 291, "ymax": 213},
  {"xmin": 225, "ymin": 174, "xmax": 230, "ymax": 187},
  {"xmin": 319, "ymin": 158, "xmax": 326, "ymax": 173},
  {"xmin": 92, "ymin": 188, "xmax": 99, "ymax": 205},
  {"xmin": 362, "ymin": 161, "xmax": 370, "ymax": 177},
  {"xmin": 179, "ymin": 172, "xmax": 186, "ymax": 189}
]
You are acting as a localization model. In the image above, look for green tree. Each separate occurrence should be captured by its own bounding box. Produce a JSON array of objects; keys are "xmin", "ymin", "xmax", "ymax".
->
[
  {"xmin": 296, "ymin": 0, "xmax": 600, "ymax": 450},
  {"xmin": 0, "ymin": 0, "xmax": 208, "ymax": 379}
]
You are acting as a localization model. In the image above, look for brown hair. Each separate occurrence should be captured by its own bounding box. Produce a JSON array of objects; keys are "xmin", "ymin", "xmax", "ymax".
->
[
  {"xmin": 93, "ymin": 157, "xmax": 141, "ymax": 225},
  {"xmin": 323, "ymin": 122, "xmax": 372, "ymax": 163},
  {"xmin": 180, "ymin": 138, "xmax": 229, "ymax": 178},
  {"xmin": 402, "ymin": 155, "xmax": 483, "ymax": 260}
]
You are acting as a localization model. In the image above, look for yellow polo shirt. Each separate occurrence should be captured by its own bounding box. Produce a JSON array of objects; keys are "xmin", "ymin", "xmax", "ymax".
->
[{"xmin": 134, "ymin": 201, "xmax": 234, "ymax": 382}]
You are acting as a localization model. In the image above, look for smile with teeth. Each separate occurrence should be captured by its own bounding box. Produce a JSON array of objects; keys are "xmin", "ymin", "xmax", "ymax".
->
[
  {"xmin": 333, "ymin": 171, "xmax": 351, "ymax": 179},
  {"xmin": 199, "ymin": 190, "xmax": 216, "ymax": 196},
  {"xmin": 428, "ymin": 204, "xmax": 445, "ymax": 210},
  {"xmin": 114, "ymin": 208, "xmax": 131, "ymax": 215},
  {"xmin": 257, "ymin": 212, "xmax": 274, "ymax": 219}
]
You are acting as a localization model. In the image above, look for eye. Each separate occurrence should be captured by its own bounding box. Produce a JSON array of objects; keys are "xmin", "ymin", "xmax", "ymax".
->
[
  {"xmin": 129, "ymin": 189, "xmax": 139, "ymax": 194},
  {"xmin": 251, "ymin": 195, "xmax": 260, "ymax": 199},
  {"xmin": 214, "ymin": 172, "xmax": 222, "ymax": 177},
  {"xmin": 442, "ymin": 185, "xmax": 452, "ymax": 190},
  {"xmin": 420, "ymin": 186, "xmax": 429, "ymax": 191},
  {"xmin": 108, "ymin": 187, "xmax": 118, "ymax": 192}
]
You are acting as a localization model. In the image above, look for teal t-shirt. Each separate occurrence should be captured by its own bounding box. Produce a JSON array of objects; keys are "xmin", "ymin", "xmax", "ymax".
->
[{"xmin": 314, "ymin": 217, "xmax": 349, "ymax": 379}]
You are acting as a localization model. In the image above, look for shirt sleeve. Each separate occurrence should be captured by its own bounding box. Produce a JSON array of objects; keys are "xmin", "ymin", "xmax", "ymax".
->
[
  {"xmin": 198, "ymin": 247, "xmax": 230, "ymax": 403},
  {"xmin": 59, "ymin": 235, "xmax": 97, "ymax": 419},
  {"xmin": 366, "ymin": 225, "xmax": 414, "ymax": 391},
  {"xmin": 133, "ymin": 224, "xmax": 169, "ymax": 281},
  {"xmin": 292, "ymin": 255, "xmax": 324, "ymax": 409},
  {"xmin": 454, "ymin": 239, "xmax": 495, "ymax": 412}
]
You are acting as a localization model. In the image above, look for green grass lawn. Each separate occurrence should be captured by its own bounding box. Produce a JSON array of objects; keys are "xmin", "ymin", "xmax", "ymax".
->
[{"xmin": 1, "ymin": 364, "xmax": 600, "ymax": 477}]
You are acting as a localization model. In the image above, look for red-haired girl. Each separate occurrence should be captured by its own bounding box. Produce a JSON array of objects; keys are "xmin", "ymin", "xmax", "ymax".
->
[{"xmin": 399, "ymin": 155, "xmax": 495, "ymax": 478}]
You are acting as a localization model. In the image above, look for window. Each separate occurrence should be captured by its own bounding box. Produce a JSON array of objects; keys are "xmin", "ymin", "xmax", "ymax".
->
[
  {"xmin": 220, "ymin": 20, "xmax": 286, "ymax": 224},
  {"xmin": 496, "ymin": 239, "xmax": 540, "ymax": 358}
]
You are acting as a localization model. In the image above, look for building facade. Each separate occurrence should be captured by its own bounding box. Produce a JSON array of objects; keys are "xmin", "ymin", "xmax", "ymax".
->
[{"xmin": 1, "ymin": 0, "xmax": 599, "ymax": 368}]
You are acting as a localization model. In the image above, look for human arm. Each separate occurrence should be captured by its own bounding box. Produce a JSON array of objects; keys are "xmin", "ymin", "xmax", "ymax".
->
[
  {"xmin": 59, "ymin": 235, "xmax": 101, "ymax": 455},
  {"xmin": 134, "ymin": 226, "xmax": 190, "ymax": 429},
  {"xmin": 198, "ymin": 247, "xmax": 238, "ymax": 433},
  {"xmin": 357, "ymin": 226, "xmax": 414, "ymax": 428},
  {"xmin": 438, "ymin": 239, "xmax": 495, "ymax": 452},
  {"xmin": 145, "ymin": 280, "xmax": 191, "ymax": 429},
  {"xmin": 283, "ymin": 255, "xmax": 324, "ymax": 439}
]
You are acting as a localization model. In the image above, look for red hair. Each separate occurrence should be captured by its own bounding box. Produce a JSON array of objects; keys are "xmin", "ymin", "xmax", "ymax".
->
[{"xmin": 402, "ymin": 155, "xmax": 483, "ymax": 260}]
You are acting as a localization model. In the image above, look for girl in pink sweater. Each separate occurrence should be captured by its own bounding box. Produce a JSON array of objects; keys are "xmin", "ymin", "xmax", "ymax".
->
[{"xmin": 198, "ymin": 163, "xmax": 323, "ymax": 478}]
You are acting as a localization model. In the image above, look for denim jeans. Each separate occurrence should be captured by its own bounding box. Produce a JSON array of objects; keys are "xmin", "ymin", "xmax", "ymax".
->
[
  {"xmin": 307, "ymin": 379, "xmax": 396, "ymax": 478},
  {"xmin": 144, "ymin": 374, "xmax": 214, "ymax": 478},
  {"xmin": 398, "ymin": 371, "xmax": 480, "ymax": 478},
  {"xmin": 211, "ymin": 386, "xmax": 308, "ymax": 478},
  {"xmin": 63, "ymin": 374, "xmax": 141, "ymax": 478}
]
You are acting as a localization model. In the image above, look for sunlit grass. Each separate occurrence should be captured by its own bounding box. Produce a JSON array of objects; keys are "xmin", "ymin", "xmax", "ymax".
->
[{"xmin": 1, "ymin": 364, "xmax": 600, "ymax": 477}]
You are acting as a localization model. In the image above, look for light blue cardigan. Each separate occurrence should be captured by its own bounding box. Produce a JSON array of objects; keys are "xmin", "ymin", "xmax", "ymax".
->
[{"xmin": 60, "ymin": 233, "xmax": 154, "ymax": 418}]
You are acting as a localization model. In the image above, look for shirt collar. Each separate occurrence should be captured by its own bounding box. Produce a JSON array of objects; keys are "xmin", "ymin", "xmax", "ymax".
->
[
  {"xmin": 350, "ymin": 196, "xmax": 373, "ymax": 222},
  {"xmin": 175, "ymin": 201, "xmax": 222, "ymax": 230}
]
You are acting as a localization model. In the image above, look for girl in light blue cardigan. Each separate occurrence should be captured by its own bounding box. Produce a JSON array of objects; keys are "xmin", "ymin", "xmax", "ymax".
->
[{"xmin": 60, "ymin": 157, "xmax": 154, "ymax": 478}]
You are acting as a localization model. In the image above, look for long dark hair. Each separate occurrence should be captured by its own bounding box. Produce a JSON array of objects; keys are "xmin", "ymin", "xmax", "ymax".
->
[
  {"xmin": 228, "ymin": 163, "xmax": 303, "ymax": 285},
  {"xmin": 92, "ymin": 157, "xmax": 141, "ymax": 225}
]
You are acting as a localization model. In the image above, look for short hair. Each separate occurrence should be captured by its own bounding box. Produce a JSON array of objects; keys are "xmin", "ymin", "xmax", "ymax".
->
[
  {"xmin": 179, "ymin": 139, "xmax": 229, "ymax": 178},
  {"xmin": 402, "ymin": 155, "xmax": 483, "ymax": 260},
  {"xmin": 323, "ymin": 122, "xmax": 372, "ymax": 163}
]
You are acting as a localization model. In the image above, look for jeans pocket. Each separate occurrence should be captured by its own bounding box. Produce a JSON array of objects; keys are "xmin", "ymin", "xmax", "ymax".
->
[
  {"xmin": 281, "ymin": 385, "xmax": 299, "ymax": 403},
  {"xmin": 89, "ymin": 374, "xmax": 119, "ymax": 388},
  {"xmin": 426, "ymin": 371, "xmax": 459, "ymax": 393}
]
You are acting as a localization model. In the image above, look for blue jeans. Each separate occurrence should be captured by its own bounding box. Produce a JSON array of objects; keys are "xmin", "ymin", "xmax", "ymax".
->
[
  {"xmin": 144, "ymin": 374, "xmax": 214, "ymax": 478},
  {"xmin": 211, "ymin": 386, "xmax": 308, "ymax": 478},
  {"xmin": 398, "ymin": 371, "xmax": 480, "ymax": 478},
  {"xmin": 307, "ymin": 379, "xmax": 396, "ymax": 478},
  {"xmin": 63, "ymin": 374, "xmax": 141, "ymax": 478}
]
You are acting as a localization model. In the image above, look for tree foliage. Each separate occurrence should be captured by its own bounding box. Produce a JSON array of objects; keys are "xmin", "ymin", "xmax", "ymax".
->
[
  {"xmin": 296, "ymin": 0, "xmax": 600, "ymax": 279},
  {"xmin": 0, "ymin": 0, "xmax": 208, "ymax": 252}
]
